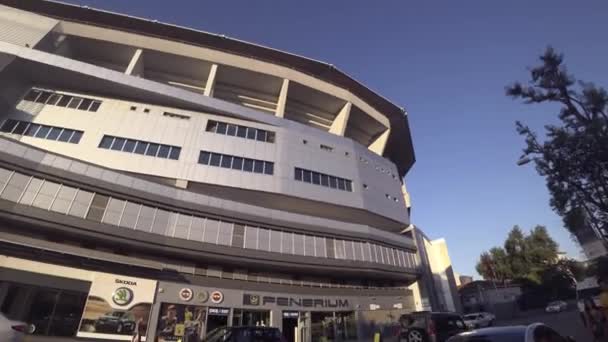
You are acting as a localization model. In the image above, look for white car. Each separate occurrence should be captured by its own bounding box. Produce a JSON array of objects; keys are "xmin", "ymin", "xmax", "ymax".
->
[
  {"xmin": 463, "ymin": 312, "xmax": 495, "ymax": 329},
  {"xmin": 545, "ymin": 300, "xmax": 568, "ymax": 313},
  {"xmin": 0, "ymin": 313, "xmax": 29, "ymax": 342}
]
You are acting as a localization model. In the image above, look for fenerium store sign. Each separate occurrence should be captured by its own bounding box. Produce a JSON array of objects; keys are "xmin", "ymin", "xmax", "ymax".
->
[{"xmin": 243, "ymin": 294, "xmax": 349, "ymax": 308}]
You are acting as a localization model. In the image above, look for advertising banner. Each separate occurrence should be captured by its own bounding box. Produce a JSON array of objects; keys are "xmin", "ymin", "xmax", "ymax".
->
[
  {"xmin": 77, "ymin": 273, "xmax": 157, "ymax": 340},
  {"xmin": 156, "ymin": 303, "xmax": 207, "ymax": 342}
]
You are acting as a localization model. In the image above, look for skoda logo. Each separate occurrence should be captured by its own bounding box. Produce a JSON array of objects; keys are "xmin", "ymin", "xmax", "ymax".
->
[{"xmin": 112, "ymin": 287, "xmax": 134, "ymax": 306}]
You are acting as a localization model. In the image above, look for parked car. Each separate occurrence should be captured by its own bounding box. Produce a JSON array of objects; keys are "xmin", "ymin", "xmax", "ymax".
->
[
  {"xmin": 400, "ymin": 311, "xmax": 468, "ymax": 342},
  {"xmin": 93, "ymin": 311, "xmax": 136, "ymax": 334},
  {"xmin": 446, "ymin": 323, "xmax": 575, "ymax": 341},
  {"xmin": 463, "ymin": 312, "xmax": 495, "ymax": 329},
  {"xmin": 203, "ymin": 326, "xmax": 286, "ymax": 342},
  {"xmin": 545, "ymin": 300, "xmax": 568, "ymax": 313},
  {"xmin": 0, "ymin": 312, "xmax": 30, "ymax": 342}
]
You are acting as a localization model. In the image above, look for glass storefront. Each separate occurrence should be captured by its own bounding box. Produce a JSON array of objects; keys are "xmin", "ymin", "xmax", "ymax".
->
[
  {"xmin": 310, "ymin": 311, "xmax": 357, "ymax": 342},
  {"xmin": 0, "ymin": 281, "xmax": 87, "ymax": 337},
  {"xmin": 232, "ymin": 309, "xmax": 270, "ymax": 327}
]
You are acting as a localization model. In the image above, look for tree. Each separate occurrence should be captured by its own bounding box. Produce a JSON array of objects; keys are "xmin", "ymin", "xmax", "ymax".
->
[
  {"xmin": 476, "ymin": 225, "xmax": 560, "ymax": 283},
  {"xmin": 506, "ymin": 47, "xmax": 608, "ymax": 237}
]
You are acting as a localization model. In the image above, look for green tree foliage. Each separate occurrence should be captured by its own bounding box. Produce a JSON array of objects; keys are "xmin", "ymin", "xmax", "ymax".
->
[
  {"xmin": 476, "ymin": 225, "xmax": 559, "ymax": 283},
  {"xmin": 506, "ymin": 47, "xmax": 608, "ymax": 237}
]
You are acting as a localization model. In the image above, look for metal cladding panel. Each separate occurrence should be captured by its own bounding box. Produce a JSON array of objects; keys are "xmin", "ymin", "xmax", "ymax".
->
[{"xmin": 0, "ymin": 5, "xmax": 58, "ymax": 47}]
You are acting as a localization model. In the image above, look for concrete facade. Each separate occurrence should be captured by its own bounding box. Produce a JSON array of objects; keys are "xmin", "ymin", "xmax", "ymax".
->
[{"xmin": 0, "ymin": 2, "xmax": 418, "ymax": 342}]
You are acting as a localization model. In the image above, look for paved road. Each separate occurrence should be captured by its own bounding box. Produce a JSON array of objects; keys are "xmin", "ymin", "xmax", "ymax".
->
[{"xmin": 496, "ymin": 308, "xmax": 592, "ymax": 342}]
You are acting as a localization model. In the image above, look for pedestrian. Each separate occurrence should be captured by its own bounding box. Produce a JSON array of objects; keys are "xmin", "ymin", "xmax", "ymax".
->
[
  {"xmin": 131, "ymin": 318, "xmax": 147, "ymax": 342},
  {"xmin": 584, "ymin": 298, "xmax": 606, "ymax": 342}
]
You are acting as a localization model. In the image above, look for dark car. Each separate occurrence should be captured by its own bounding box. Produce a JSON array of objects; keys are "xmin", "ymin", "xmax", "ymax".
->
[
  {"xmin": 203, "ymin": 326, "xmax": 286, "ymax": 342},
  {"xmin": 93, "ymin": 311, "xmax": 136, "ymax": 334},
  {"xmin": 400, "ymin": 311, "xmax": 468, "ymax": 342},
  {"xmin": 446, "ymin": 324, "xmax": 575, "ymax": 342}
]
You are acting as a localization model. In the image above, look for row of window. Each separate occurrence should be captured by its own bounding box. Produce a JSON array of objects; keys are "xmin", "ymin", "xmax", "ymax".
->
[
  {"xmin": 23, "ymin": 88, "xmax": 101, "ymax": 112},
  {"xmin": 0, "ymin": 119, "xmax": 83, "ymax": 144},
  {"xmin": 198, "ymin": 150, "xmax": 274, "ymax": 175},
  {"xmin": 0, "ymin": 167, "xmax": 417, "ymax": 269},
  {"xmin": 206, "ymin": 120, "xmax": 276, "ymax": 143},
  {"xmin": 98, "ymin": 135, "xmax": 181, "ymax": 160},
  {"xmin": 294, "ymin": 167, "xmax": 353, "ymax": 192}
]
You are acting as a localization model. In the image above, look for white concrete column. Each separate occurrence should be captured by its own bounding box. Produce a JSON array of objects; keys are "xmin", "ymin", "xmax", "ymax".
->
[
  {"xmin": 125, "ymin": 48, "xmax": 144, "ymax": 76},
  {"xmin": 328, "ymin": 102, "xmax": 351, "ymax": 136},
  {"xmin": 275, "ymin": 78, "xmax": 289, "ymax": 118},
  {"xmin": 369, "ymin": 128, "xmax": 390, "ymax": 155},
  {"xmin": 204, "ymin": 64, "xmax": 218, "ymax": 97}
]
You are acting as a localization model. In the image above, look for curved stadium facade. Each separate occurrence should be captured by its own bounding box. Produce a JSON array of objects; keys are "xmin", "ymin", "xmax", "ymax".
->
[{"xmin": 0, "ymin": 1, "xmax": 418, "ymax": 341}]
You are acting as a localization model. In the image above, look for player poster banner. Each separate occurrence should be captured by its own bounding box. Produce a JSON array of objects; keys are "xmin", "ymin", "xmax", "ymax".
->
[
  {"xmin": 156, "ymin": 303, "xmax": 207, "ymax": 342},
  {"xmin": 77, "ymin": 272, "xmax": 157, "ymax": 340}
]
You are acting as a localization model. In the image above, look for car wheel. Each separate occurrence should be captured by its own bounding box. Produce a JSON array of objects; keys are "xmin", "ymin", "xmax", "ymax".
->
[
  {"xmin": 116, "ymin": 323, "xmax": 123, "ymax": 333},
  {"xmin": 408, "ymin": 329, "xmax": 426, "ymax": 342}
]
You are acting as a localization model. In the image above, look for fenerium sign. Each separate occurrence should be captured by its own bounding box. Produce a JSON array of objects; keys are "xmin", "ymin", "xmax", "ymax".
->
[{"xmin": 243, "ymin": 294, "xmax": 349, "ymax": 308}]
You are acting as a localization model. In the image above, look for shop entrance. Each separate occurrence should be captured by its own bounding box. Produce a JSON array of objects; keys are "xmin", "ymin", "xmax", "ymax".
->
[
  {"xmin": 282, "ymin": 311, "xmax": 299, "ymax": 342},
  {"xmin": 206, "ymin": 307, "xmax": 230, "ymax": 335}
]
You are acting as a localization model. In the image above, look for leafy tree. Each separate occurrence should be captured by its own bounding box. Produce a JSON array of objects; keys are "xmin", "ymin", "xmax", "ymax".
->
[
  {"xmin": 506, "ymin": 47, "xmax": 608, "ymax": 237},
  {"xmin": 476, "ymin": 225, "xmax": 560, "ymax": 283}
]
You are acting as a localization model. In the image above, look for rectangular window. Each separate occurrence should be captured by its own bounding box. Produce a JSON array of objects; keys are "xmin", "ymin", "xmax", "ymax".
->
[
  {"xmin": 264, "ymin": 162, "xmax": 274, "ymax": 175},
  {"xmin": 216, "ymin": 122, "xmax": 227, "ymax": 134},
  {"xmin": 293, "ymin": 233, "xmax": 305, "ymax": 256},
  {"xmin": 57, "ymin": 95, "xmax": 71, "ymax": 107},
  {"xmin": 168, "ymin": 147, "xmax": 181, "ymax": 160},
  {"xmin": 99, "ymin": 136, "xmax": 113, "ymax": 149},
  {"xmin": 67, "ymin": 189, "xmax": 93, "ymax": 218},
  {"xmin": 217, "ymin": 221, "xmax": 233, "ymax": 246},
  {"xmin": 311, "ymin": 172, "xmax": 321, "ymax": 185},
  {"xmin": 203, "ymin": 218, "xmax": 219, "ymax": 244},
  {"xmin": 226, "ymin": 124, "xmax": 237, "ymax": 136},
  {"xmin": 173, "ymin": 214, "xmax": 192, "ymax": 240},
  {"xmin": 123, "ymin": 139, "xmax": 137, "ymax": 153},
  {"xmin": 302, "ymin": 170, "xmax": 312, "ymax": 183},
  {"xmin": 344, "ymin": 241, "xmax": 355, "ymax": 260},
  {"xmin": 78, "ymin": 99, "xmax": 92, "ymax": 110},
  {"xmin": 236, "ymin": 126, "xmax": 247, "ymax": 138},
  {"xmin": 32, "ymin": 180, "xmax": 60, "ymax": 209},
  {"xmin": 199, "ymin": 151, "xmax": 211, "ymax": 165},
  {"xmin": 69, "ymin": 131, "xmax": 83, "ymax": 144},
  {"xmin": 85, "ymin": 193, "xmax": 109, "ymax": 222},
  {"xmin": 157, "ymin": 145, "xmax": 170, "ymax": 158},
  {"xmin": 111, "ymin": 137, "xmax": 126, "ymax": 151},
  {"xmin": 295, "ymin": 168, "xmax": 303, "ymax": 181},
  {"xmin": 145, "ymin": 143, "xmax": 159, "ymax": 156},
  {"xmin": 25, "ymin": 88, "xmax": 102, "ymax": 112},
  {"xmin": 232, "ymin": 157, "xmax": 243, "ymax": 170},
  {"xmin": 0, "ymin": 119, "xmax": 17, "ymax": 133},
  {"xmin": 119, "ymin": 201, "xmax": 140, "ymax": 229},
  {"xmin": 244, "ymin": 226, "xmax": 258, "ymax": 249},
  {"xmin": 12, "ymin": 121, "xmax": 29, "ymax": 135},
  {"xmin": 232, "ymin": 224, "xmax": 245, "ymax": 248},
  {"xmin": 46, "ymin": 127, "xmax": 62, "ymax": 141},
  {"xmin": 24, "ymin": 123, "xmax": 40, "ymax": 137},
  {"xmin": 258, "ymin": 228, "xmax": 270, "ymax": 251},
  {"xmin": 243, "ymin": 158, "xmax": 254, "ymax": 172},
  {"xmin": 135, "ymin": 206, "xmax": 155, "ymax": 231},
  {"xmin": 98, "ymin": 135, "xmax": 179, "ymax": 160},
  {"xmin": 206, "ymin": 119, "xmax": 275, "ymax": 143},
  {"xmin": 50, "ymin": 185, "xmax": 77, "ymax": 214},
  {"xmin": 220, "ymin": 155, "xmax": 232, "ymax": 168},
  {"xmin": 325, "ymin": 238, "xmax": 335, "ymax": 258},
  {"xmin": 19, "ymin": 177, "xmax": 43, "ymax": 206},
  {"xmin": 253, "ymin": 160, "xmax": 264, "ymax": 173},
  {"xmin": 151, "ymin": 209, "xmax": 171, "ymax": 235},
  {"xmin": 35, "ymin": 125, "xmax": 50, "ymax": 139},
  {"xmin": 23, "ymin": 89, "xmax": 41, "ymax": 101},
  {"xmin": 89, "ymin": 101, "xmax": 101, "ymax": 112},
  {"xmin": 0, "ymin": 172, "xmax": 29, "ymax": 202},
  {"xmin": 57, "ymin": 129, "xmax": 73, "ymax": 142},
  {"xmin": 304, "ymin": 235, "xmax": 315, "ymax": 256},
  {"xmin": 281, "ymin": 231, "xmax": 293, "ymax": 254},
  {"xmin": 209, "ymin": 153, "xmax": 221, "ymax": 166},
  {"xmin": 270, "ymin": 230, "xmax": 281, "ymax": 253},
  {"xmin": 189, "ymin": 217, "xmax": 205, "ymax": 241},
  {"xmin": 102, "ymin": 197, "xmax": 125, "ymax": 226}
]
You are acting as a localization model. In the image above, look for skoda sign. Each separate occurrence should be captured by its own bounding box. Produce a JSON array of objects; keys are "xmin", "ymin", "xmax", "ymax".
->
[{"xmin": 112, "ymin": 287, "xmax": 134, "ymax": 306}]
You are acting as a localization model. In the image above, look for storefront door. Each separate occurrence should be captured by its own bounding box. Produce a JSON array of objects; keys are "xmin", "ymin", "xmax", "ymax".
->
[
  {"xmin": 206, "ymin": 307, "xmax": 230, "ymax": 335},
  {"xmin": 282, "ymin": 311, "xmax": 299, "ymax": 342}
]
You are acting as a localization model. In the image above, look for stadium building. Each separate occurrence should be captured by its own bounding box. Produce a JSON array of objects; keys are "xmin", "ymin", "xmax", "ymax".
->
[{"xmin": 0, "ymin": 1, "xmax": 418, "ymax": 341}]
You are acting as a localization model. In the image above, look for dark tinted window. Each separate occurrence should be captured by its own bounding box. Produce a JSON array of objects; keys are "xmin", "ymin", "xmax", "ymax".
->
[
  {"xmin": 57, "ymin": 95, "xmax": 72, "ymax": 107},
  {"xmin": 111, "ymin": 137, "xmax": 126, "ymax": 151},
  {"xmin": 88, "ymin": 101, "xmax": 101, "ymax": 112},
  {"xmin": 221, "ymin": 155, "xmax": 233, "ymax": 168},
  {"xmin": 146, "ymin": 143, "xmax": 159, "ymax": 156},
  {"xmin": 243, "ymin": 158, "xmax": 254, "ymax": 172},
  {"xmin": 123, "ymin": 139, "xmax": 137, "ymax": 153},
  {"xmin": 199, "ymin": 151, "xmax": 211, "ymax": 165},
  {"xmin": 237, "ymin": 126, "xmax": 247, "ymax": 138},
  {"xmin": 157, "ymin": 145, "xmax": 170, "ymax": 158},
  {"xmin": 45, "ymin": 127, "xmax": 62, "ymax": 140},
  {"xmin": 57, "ymin": 129, "xmax": 73, "ymax": 142},
  {"xmin": 78, "ymin": 98, "xmax": 92, "ymax": 110},
  {"xmin": 253, "ymin": 160, "xmax": 264, "ymax": 173},
  {"xmin": 101, "ymin": 137, "xmax": 115, "ymax": 150},
  {"xmin": 216, "ymin": 122, "xmax": 227, "ymax": 134},
  {"xmin": 35, "ymin": 125, "xmax": 50, "ymax": 138},
  {"xmin": 264, "ymin": 162, "xmax": 274, "ymax": 175},
  {"xmin": 134, "ymin": 142, "xmax": 147, "ymax": 154},
  {"xmin": 210, "ymin": 153, "xmax": 221, "ymax": 166},
  {"xmin": 169, "ymin": 147, "xmax": 181, "ymax": 160},
  {"xmin": 69, "ymin": 131, "xmax": 83, "ymax": 144},
  {"xmin": 23, "ymin": 89, "xmax": 41, "ymax": 101},
  {"xmin": 232, "ymin": 157, "xmax": 243, "ymax": 170}
]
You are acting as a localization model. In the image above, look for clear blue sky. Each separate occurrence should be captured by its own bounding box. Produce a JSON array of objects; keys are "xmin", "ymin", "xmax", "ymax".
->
[{"xmin": 62, "ymin": 0, "xmax": 608, "ymax": 278}]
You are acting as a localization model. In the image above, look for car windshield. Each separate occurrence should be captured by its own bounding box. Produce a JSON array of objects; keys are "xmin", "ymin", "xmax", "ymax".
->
[
  {"xmin": 464, "ymin": 315, "xmax": 478, "ymax": 319},
  {"xmin": 449, "ymin": 331, "xmax": 525, "ymax": 342},
  {"xmin": 548, "ymin": 302, "xmax": 561, "ymax": 306}
]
